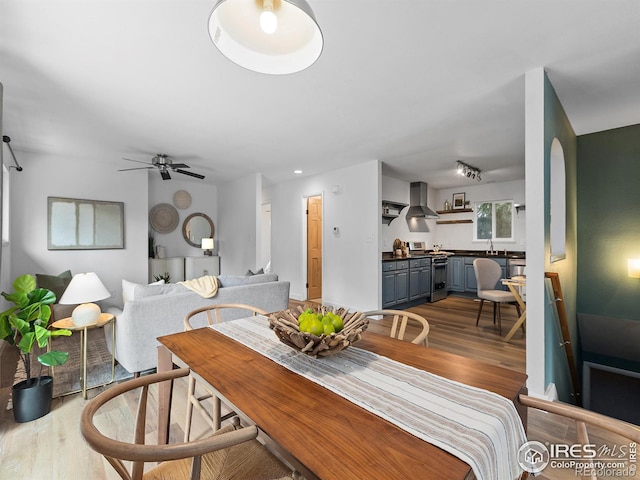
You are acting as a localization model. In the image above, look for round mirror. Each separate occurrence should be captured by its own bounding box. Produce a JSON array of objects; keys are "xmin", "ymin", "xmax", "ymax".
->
[{"xmin": 182, "ymin": 213, "xmax": 215, "ymax": 248}]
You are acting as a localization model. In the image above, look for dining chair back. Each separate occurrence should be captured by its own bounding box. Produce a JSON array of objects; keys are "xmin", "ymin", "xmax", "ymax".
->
[
  {"xmin": 473, "ymin": 258, "xmax": 520, "ymax": 335},
  {"xmin": 519, "ymin": 394, "xmax": 640, "ymax": 480},
  {"xmin": 364, "ymin": 309, "xmax": 430, "ymax": 346},
  {"xmin": 80, "ymin": 368, "xmax": 294, "ymax": 480},
  {"xmin": 182, "ymin": 303, "xmax": 267, "ymax": 442}
]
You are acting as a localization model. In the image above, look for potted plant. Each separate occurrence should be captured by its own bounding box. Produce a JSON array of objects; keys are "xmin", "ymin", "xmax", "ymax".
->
[{"xmin": 0, "ymin": 274, "xmax": 72, "ymax": 422}]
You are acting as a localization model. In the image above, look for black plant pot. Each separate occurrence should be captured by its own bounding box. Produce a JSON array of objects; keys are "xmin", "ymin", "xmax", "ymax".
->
[{"xmin": 12, "ymin": 375, "xmax": 54, "ymax": 423}]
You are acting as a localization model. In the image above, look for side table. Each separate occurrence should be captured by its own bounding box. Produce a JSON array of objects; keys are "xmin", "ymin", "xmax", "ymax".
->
[{"xmin": 50, "ymin": 313, "xmax": 116, "ymax": 399}]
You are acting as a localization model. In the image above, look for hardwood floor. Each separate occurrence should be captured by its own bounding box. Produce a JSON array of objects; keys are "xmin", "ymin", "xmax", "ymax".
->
[{"xmin": 0, "ymin": 297, "xmax": 629, "ymax": 479}]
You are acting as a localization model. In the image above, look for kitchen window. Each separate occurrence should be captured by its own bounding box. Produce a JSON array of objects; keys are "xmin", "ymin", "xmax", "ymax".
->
[{"xmin": 474, "ymin": 200, "xmax": 514, "ymax": 242}]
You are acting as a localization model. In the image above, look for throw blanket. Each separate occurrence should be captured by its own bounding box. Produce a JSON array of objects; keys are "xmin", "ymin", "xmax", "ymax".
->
[
  {"xmin": 212, "ymin": 316, "xmax": 527, "ymax": 480},
  {"xmin": 178, "ymin": 275, "xmax": 219, "ymax": 298}
]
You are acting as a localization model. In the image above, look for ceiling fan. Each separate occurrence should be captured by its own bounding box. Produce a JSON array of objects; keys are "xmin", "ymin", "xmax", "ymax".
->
[{"xmin": 119, "ymin": 154, "xmax": 205, "ymax": 180}]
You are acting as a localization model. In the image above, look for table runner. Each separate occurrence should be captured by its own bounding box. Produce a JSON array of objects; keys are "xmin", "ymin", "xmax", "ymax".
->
[{"xmin": 212, "ymin": 316, "xmax": 527, "ymax": 480}]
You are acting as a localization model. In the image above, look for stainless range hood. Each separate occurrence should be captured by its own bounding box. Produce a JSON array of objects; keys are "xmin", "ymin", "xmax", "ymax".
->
[{"xmin": 406, "ymin": 182, "xmax": 439, "ymax": 219}]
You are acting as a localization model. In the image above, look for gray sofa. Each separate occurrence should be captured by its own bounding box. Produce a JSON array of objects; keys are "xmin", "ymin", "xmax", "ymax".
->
[{"xmin": 103, "ymin": 274, "xmax": 290, "ymax": 374}]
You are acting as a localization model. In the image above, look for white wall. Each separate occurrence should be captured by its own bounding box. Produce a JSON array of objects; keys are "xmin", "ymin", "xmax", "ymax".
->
[
  {"xmin": 381, "ymin": 176, "xmax": 439, "ymax": 253},
  {"xmin": 8, "ymin": 153, "xmax": 148, "ymax": 306},
  {"xmin": 266, "ymin": 160, "xmax": 380, "ymax": 311},
  {"xmin": 218, "ymin": 173, "xmax": 260, "ymax": 275},
  {"xmin": 149, "ymin": 177, "xmax": 218, "ymax": 258},
  {"xmin": 525, "ymin": 68, "xmax": 546, "ymax": 397},
  {"xmin": 436, "ymin": 180, "xmax": 526, "ymax": 252}
]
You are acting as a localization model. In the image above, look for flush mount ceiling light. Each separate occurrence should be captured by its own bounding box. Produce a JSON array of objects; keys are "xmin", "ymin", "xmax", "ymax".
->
[
  {"xmin": 456, "ymin": 161, "xmax": 482, "ymax": 182},
  {"xmin": 208, "ymin": 0, "xmax": 323, "ymax": 75}
]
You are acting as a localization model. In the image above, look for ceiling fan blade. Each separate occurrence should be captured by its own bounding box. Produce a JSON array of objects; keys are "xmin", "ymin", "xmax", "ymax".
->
[
  {"xmin": 176, "ymin": 169, "xmax": 205, "ymax": 179},
  {"xmin": 160, "ymin": 169, "xmax": 171, "ymax": 180},
  {"xmin": 170, "ymin": 163, "xmax": 190, "ymax": 169},
  {"xmin": 118, "ymin": 167, "xmax": 154, "ymax": 171},
  {"xmin": 122, "ymin": 157, "xmax": 153, "ymax": 165}
]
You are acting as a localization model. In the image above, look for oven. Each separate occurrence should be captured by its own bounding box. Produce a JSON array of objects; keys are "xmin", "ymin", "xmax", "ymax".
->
[{"xmin": 430, "ymin": 255, "xmax": 448, "ymax": 302}]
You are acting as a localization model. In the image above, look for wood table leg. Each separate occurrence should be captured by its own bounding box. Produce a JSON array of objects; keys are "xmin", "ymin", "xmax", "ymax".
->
[
  {"xmin": 157, "ymin": 345, "xmax": 174, "ymax": 445},
  {"xmin": 504, "ymin": 311, "xmax": 526, "ymax": 342},
  {"xmin": 503, "ymin": 283, "xmax": 526, "ymax": 343}
]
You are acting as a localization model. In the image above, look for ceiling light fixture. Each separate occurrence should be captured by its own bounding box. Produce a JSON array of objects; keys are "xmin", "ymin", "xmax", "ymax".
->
[
  {"xmin": 208, "ymin": 0, "xmax": 324, "ymax": 75},
  {"xmin": 456, "ymin": 161, "xmax": 482, "ymax": 182}
]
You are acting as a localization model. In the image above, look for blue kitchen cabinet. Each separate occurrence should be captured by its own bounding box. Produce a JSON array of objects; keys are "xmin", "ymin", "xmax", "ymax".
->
[
  {"xmin": 448, "ymin": 256, "xmax": 464, "ymax": 293},
  {"xmin": 382, "ymin": 260, "xmax": 409, "ymax": 307},
  {"xmin": 409, "ymin": 258, "xmax": 431, "ymax": 301}
]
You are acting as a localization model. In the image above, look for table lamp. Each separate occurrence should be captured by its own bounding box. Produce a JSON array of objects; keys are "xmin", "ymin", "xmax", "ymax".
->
[
  {"xmin": 201, "ymin": 238, "xmax": 214, "ymax": 256},
  {"xmin": 59, "ymin": 272, "xmax": 111, "ymax": 326}
]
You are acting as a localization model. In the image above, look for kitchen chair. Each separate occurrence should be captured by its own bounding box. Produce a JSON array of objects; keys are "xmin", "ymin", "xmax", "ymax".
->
[
  {"xmin": 80, "ymin": 368, "xmax": 294, "ymax": 480},
  {"xmin": 473, "ymin": 258, "xmax": 521, "ymax": 335},
  {"xmin": 182, "ymin": 303, "xmax": 267, "ymax": 442},
  {"xmin": 364, "ymin": 309, "xmax": 430, "ymax": 346},
  {"xmin": 519, "ymin": 394, "xmax": 640, "ymax": 480}
]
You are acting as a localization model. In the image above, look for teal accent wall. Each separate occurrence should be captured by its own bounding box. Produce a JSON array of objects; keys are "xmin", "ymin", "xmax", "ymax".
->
[
  {"xmin": 543, "ymin": 74, "xmax": 578, "ymax": 402},
  {"xmin": 577, "ymin": 124, "xmax": 640, "ymax": 320}
]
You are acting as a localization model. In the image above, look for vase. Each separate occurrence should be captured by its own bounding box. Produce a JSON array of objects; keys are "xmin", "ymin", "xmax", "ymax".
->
[{"xmin": 12, "ymin": 376, "xmax": 54, "ymax": 423}]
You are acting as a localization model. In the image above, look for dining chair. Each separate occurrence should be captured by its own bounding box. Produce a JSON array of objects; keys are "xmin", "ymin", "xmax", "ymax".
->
[
  {"xmin": 364, "ymin": 309, "xmax": 430, "ymax": 346},
  {"xmin": 80, "ymin": 368, "xmax": 295, "ymax": 480},
  {"xmin": 519, "ymin": 394, "xmax": 640, "ymax": 480},
  {"xmin": 182, "ymin": 303, "xmax": 267, "ymax": 442},
  {"xmin": 473, "ymin": 258, "xmax": 521, "ymax": 335}
]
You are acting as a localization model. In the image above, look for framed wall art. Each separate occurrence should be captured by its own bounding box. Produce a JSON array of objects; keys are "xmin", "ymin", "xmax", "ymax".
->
[
  {"xmin": 452, "ymin": 192, "xmax": 466, "ymax": 210},
  {"xmin": 48, "ymin": 197, "xmax": 124, "ymax": 250}
]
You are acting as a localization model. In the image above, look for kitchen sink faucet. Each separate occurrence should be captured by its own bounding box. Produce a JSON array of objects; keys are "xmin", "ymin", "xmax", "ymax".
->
[{"xmin": 487, "ymin": 239, "xmax": 495, "ymax": 255}]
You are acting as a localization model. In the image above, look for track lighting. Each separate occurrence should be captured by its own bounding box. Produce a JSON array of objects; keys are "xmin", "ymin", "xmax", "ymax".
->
[{"xmin": 456, "ymin": 161, "xmax": 481, "ymax": 182}]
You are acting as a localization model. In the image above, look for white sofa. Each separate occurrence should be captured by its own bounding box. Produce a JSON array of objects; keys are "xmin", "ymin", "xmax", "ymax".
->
[{"xmin": 103, "ymin": 274, "xmax": 290, "ymax": 374}]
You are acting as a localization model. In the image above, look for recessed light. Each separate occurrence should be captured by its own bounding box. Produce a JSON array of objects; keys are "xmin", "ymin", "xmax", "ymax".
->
[{"xmin": 294, "ymin": 170, "xmax": 303, "ymax": 174}]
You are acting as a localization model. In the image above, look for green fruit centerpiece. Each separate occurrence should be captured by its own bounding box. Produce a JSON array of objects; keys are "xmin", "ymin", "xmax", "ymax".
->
[{"xmin": 269, "ymin": 305, "xmax": 368, "ymax": 357}]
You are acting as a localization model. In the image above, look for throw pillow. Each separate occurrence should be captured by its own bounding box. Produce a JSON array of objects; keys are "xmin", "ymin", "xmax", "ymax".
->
[
  {"xmin": 122, "ymin": 278, "xmax": 164, "ymax": 304},
  {"xmin": 245, "ymin": 268, "xmax": 264, "ymax": 276},
  {"xmin": 36, "ymin": 270, "xmax": 73, "ymax": 303}
]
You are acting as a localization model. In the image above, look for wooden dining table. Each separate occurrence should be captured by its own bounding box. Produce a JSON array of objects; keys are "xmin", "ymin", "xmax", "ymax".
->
[{"xmin": 157, "ymin": 324, "xmax": 528, "ymax": 480}]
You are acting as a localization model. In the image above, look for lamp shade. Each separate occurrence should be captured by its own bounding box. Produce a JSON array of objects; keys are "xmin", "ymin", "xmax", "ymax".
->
[
  {"xmin": 201, "ymin": 238, "xmax": 214, "ymax": 250},
  {"xmin": 59, "ymin": 272, "xmax": 110, "ymax": 305},
  {"xmin": 208, "ymin": 0, "xmax": 323, "ymax": 74}
]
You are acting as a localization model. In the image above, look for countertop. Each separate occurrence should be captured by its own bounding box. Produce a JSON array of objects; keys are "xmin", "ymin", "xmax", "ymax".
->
[{"xmin": 382, "ymin": 249, "xmax": 526, "ymax": 261}]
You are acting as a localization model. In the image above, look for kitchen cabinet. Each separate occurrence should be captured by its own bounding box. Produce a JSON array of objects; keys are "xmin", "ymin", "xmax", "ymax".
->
[
  {"xmin": 149, "ymin": 257, "xmax": 185, "ymax": 283},
  {"xmin": 382, "ymin": 260, "xmax": 409, "ymax": 307},
  {"xmin": 185, "ymin": 256, "xmax": 220, "ymax": 279},
  {"xmin": 409, "ymin": 258, "xmax": 431, "ymax": 301},
  {"xmin": 448, "ymin": 257, "xmax": 465, "ymax": 292}
]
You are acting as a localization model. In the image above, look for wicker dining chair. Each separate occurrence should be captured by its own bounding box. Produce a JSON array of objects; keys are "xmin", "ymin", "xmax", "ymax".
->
[
  {"xmin": 364, "ymin": 309, "xmax": 430, "ymax": 346},
  {"xmin": 182, "ymin": 303, "xmax": 267, "ymax": 442},
  {"xmin": 80, "ymin": 368, "xmax": 294, "ymax": 480}
]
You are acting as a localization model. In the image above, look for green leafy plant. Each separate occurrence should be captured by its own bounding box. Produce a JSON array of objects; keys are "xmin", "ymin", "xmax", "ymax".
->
[
  {"xmin": 153, "ymin": 272, "xmax": 172, "ymax": 283},
  {"xmin": 0, "ymin": 274, "xmax": 72, "ymax": 385}
]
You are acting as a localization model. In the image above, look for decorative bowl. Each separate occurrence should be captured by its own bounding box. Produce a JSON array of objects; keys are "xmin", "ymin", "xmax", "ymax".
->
[{"xmin": 268, "ymin": 305, "xmax": 369, "ymax": 357}]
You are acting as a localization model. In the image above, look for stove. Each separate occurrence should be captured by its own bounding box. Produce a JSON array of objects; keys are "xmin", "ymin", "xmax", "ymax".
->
[{"xmin": 408, "ymin": 242, "xmax": 449, "ymax": 301}]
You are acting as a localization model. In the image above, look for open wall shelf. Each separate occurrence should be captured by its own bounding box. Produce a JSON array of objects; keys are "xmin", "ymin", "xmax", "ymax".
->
[{"xmin": 382, "ymin": 200, "xmax": 408, "ymax": 225}]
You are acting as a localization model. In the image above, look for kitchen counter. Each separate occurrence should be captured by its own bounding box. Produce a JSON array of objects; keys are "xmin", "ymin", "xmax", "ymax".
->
[{"xmin": 382, "ymin": 250, "xmax": 525, "ymax": 261}]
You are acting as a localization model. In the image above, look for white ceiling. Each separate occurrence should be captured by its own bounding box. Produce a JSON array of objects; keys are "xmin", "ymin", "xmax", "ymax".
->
[{"xmin": 1, "ymin": 1, "xmax": 639, "ymax": 189}]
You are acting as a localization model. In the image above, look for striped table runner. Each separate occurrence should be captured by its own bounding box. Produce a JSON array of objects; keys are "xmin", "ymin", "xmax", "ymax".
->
[{"xmin": 212, "ymin": 316, "xmax": 526, "ymax": 480}]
